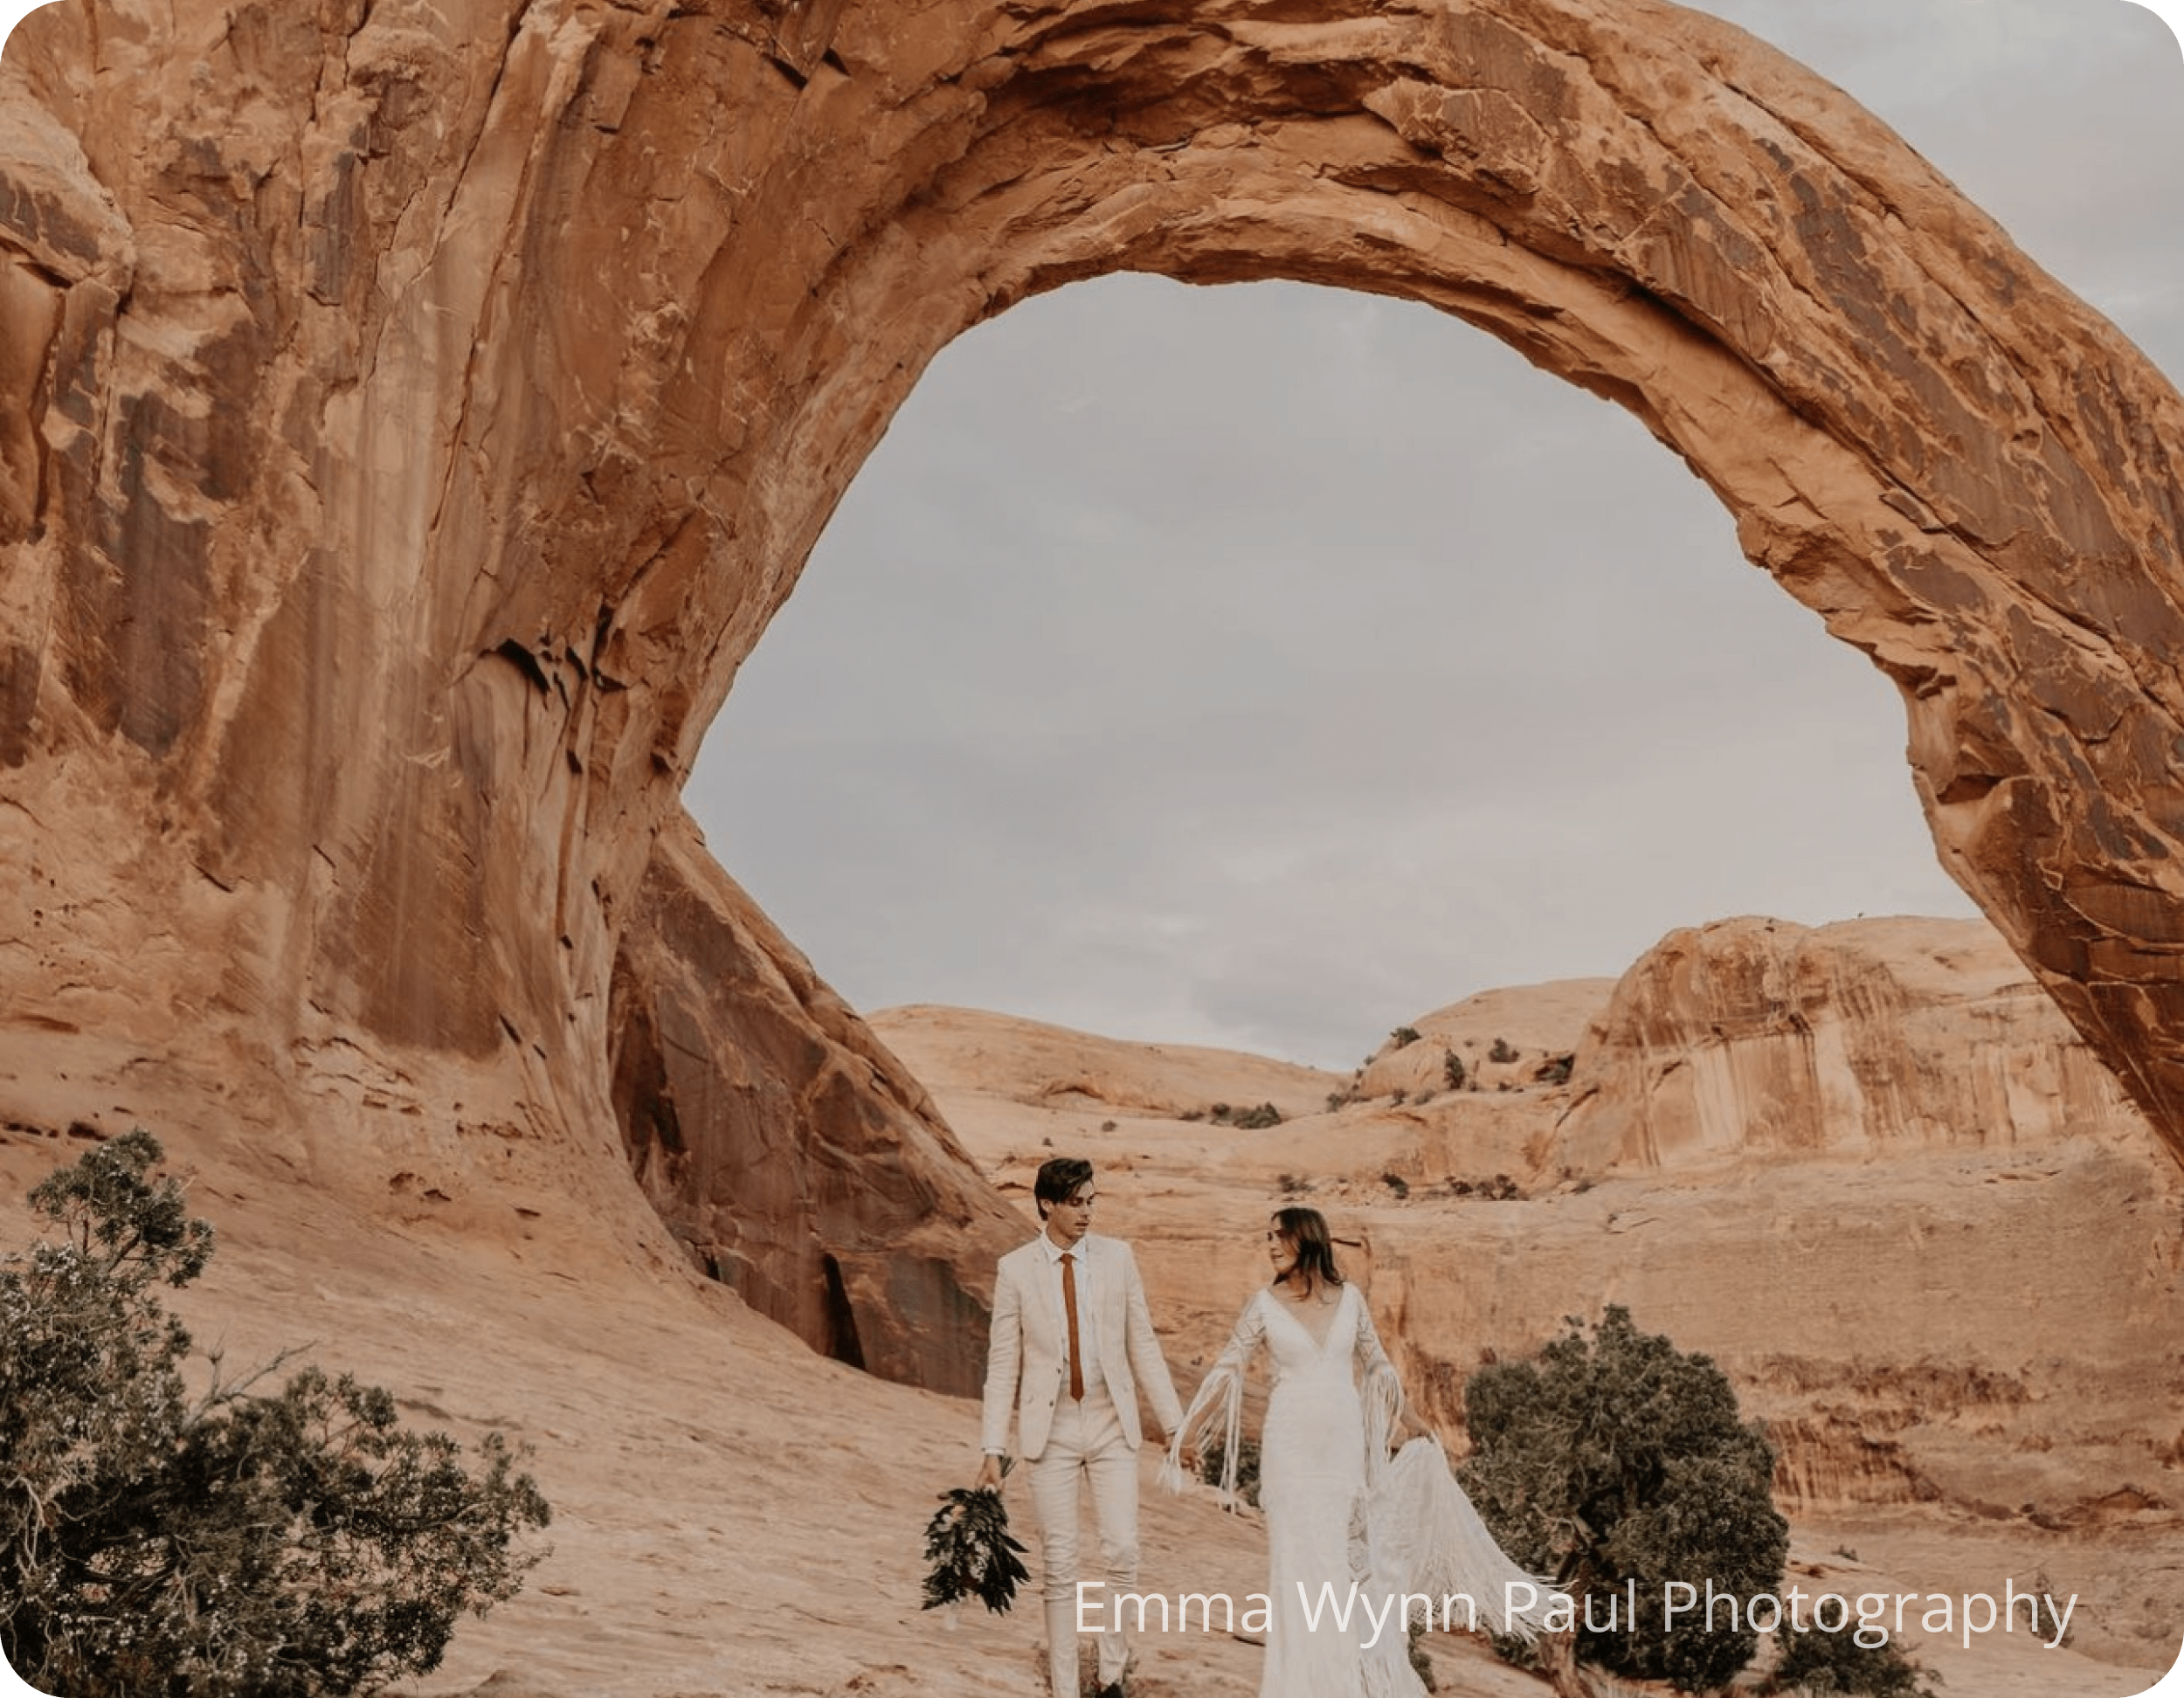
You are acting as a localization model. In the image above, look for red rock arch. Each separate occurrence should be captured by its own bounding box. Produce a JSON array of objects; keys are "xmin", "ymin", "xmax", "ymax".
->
[
  {"xmin": 631, "ymin": 0, "xmax": 2184, "ymax": 1151},
  {"xmin": 3, "ymin": 0, "xmax": 2183, "ymax": 1376}
]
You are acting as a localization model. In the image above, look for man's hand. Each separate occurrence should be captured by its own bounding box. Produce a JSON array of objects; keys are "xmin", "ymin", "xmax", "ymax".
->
[{"xmin": 974, "ymin": 1453, "xmax": 1004, "ymax": 1492}]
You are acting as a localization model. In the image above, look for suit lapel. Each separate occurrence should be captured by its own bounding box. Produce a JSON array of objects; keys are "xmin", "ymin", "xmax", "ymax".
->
[{"xmin": 1081, "ymin": 1235, "xmax": 1109, "ymax": 1352}]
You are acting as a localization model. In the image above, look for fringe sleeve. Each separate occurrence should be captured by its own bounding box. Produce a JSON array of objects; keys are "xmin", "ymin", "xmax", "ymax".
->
[
  {"xmin": 1159, "ymin": 1290, "xmax": 1266, "ymax": 1501},
  {"xmin": 1351, "ymin": 1286, "xmax": 1406, "ymax": 1493}
]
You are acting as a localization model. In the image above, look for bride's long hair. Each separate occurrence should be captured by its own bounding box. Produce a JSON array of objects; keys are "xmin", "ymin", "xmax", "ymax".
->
[{"xmin": 1270, "ymin": 1206, "xmax": 1345, "ymax": 1300}]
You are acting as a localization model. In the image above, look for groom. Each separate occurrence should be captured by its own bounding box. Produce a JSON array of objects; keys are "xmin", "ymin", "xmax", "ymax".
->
[{"xmin": 978, "ymin": 1156, "xmax": 1182, "ymax": 1698}]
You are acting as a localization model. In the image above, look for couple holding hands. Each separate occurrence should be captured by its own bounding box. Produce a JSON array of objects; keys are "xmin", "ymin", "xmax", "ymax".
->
[{"xmin": 978, "ymin": 1156, "xmax": 1550, "ymax": 1698}]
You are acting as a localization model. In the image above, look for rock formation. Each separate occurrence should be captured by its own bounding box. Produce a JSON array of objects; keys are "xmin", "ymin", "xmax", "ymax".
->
[
  {"xmin": 4, "ymin": 0, "xmax": 2184, "ymax": 1401},
  {"xmin": 1553, "ymin": 915, "xmax": 2152, "ymax": 1170},
  {"xmin": 608, "ymin": 817, "xmax": 1014, "ymax": 1390}
]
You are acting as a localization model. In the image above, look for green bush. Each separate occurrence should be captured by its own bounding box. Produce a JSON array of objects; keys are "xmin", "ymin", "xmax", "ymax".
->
[
  {"xmin": 1, "ymin": 1131, "xmax": 550, "ymax": 1696},
  {"xmin": 1407, "ymin": 1618, "xmax": 1438, "ymax": 1688},
  {"xmin": 1459, "ymin": 1306, "xmax": 1788, "ymax": 1693},
  {"xmin": 1198, "ymin": 1435, "xmax": 1261, "ymax": 1508},
  {"xmin": 1488, "ymin": 1037, "xmax": 1519, "ymax": 1064},
  {"xmin": 1761, "ymin": 1620, "xmax": 1941, "ymax": 1696},
  {"xmin": 1390, "ymin": 1026, "xmax": 1422, "ymax": 1049},
  {"xmin": 1442, "ymin": 1050, "xmax": 1467, "ymax": 1091}
]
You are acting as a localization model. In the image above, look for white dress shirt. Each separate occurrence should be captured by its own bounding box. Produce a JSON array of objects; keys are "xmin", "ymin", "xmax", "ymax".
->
[{"xmin": 1038, "ymin": 1232, "xmax": 1104, "ymax": 1396}]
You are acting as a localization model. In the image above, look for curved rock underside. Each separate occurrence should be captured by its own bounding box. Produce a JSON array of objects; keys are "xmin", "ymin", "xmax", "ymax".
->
[{"xmin": 3, "ymin": 0, "xmax": 2183, "ymax": 1384}]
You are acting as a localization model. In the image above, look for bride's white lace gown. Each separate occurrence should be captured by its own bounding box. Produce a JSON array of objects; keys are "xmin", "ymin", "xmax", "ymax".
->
[
  {"xmin": 1175, "ymin": 1282, "xmax": 1423, "ymax": 1698},
  {"xmin": 1169, "ymin": 1282, "xmax": 1558, "ymax": 1698}
]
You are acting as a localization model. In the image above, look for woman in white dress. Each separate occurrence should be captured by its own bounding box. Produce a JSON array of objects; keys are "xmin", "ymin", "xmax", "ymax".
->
[{"xmin": 1166, "ymin": 1207, "xmax": 1555, "ymax": 1698}]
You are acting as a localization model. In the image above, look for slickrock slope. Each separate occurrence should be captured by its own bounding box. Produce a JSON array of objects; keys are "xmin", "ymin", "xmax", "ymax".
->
[
  {"xmin": 7, "ymin": 0, "xmax": 2184, "ymax": 1416},
  {"xmin": 874, "ymin": 915, "xmax": 2184, "ymax": 1670}
]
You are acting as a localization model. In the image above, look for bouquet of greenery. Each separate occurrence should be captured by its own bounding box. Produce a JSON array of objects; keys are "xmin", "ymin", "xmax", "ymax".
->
[{"xmin": 920, "ymin": 1476, "xmax": 1030, "ymax": 1617}]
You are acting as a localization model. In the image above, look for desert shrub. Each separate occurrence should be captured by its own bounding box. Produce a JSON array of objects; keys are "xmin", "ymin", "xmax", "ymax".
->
[
  {"xmin": 1761, "ymin": 1620, "xmax": 1941, "ymax": 1696},
  {"xmin": 2032, "ymin": 1570, "xmax": 2073, "ymax": 1647},
  {"xmin": 1442, "ymin": 1050, "xmax": 1467, "ymax": 1090},
  {"xmin": 1460, "ymin": 1306, "xmax": 1788, "ymax": 1693},
  {"xmin": 1232, "ymin": 1103, "xmax": 1282, "ymax": 1130},
  {"xmin": 1198, "ymin": 1435, "xmax": 1261, "ymax": 1508},
  {"xmin": 1390, "ymin": 1026, "xmax": 1422, "ymax": 1049},
  {"xmin": 1488, "ymin": 1037, "xmax": 1519, "ymax": 1064},
  {"xmin": 1, "ymin": 1131, "xmax": 550, "ymax": 1697},
  {"xmin": 1407, "ymin": 1618, "xmax": 1437, "ymax": 1689},
  {"xmin": 1381, "ymin": 1173, "xmax": 1410, "ymax": 1199},
  {"xmin": 1535, "ymin": 1053, "xmax": 1574, "ymax": 1086}
]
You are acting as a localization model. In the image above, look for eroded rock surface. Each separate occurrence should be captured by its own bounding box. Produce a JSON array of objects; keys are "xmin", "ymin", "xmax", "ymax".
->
[
  {"xmin": 4, "ymin": 0, "xmax": 2184, "ymax": 1399},
  {"xmin": 1554, "ymin": 915, "xmax": 2151, "ymax": 1169},
  {"xmin": 609, "ymin": 814, "xmax": 1016, "ymax": 1391}
]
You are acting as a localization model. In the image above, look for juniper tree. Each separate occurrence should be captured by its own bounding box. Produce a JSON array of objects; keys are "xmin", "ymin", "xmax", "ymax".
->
[
  {"xmin": 1459, "ymin": 1305, "xmax": 1789, "ymax": 1693},
  {"xmin": 1762, "ymin": 1619, "xmax": 1941, "ymax": 1698},
  {"xmin": 1, "ymin": 1130, "xmax": 549, "ymax": 1696}
]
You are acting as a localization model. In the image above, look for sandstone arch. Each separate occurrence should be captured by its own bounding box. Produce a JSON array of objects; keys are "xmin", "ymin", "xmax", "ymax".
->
[{"xmin": 3, "ymin": 0, "xmax": 2183, "ymax": 1384}]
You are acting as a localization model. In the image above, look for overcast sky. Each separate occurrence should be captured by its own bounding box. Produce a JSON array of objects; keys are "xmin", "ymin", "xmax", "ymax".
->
[{"xmin": 677, "ymin": 0, "xmax": 2184, "ymax": 1071}]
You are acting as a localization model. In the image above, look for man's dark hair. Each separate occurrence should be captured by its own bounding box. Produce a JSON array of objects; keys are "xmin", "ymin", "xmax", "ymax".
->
[{"xmin": 1033, "ymin": 1156, "xmax": 1095, "ymax": 1218}]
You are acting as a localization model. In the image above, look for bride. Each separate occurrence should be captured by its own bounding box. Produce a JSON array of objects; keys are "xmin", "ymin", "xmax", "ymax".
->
[{"xmin": 1165, "ymin": 1207, "xmax": 1556, "ymax": 1698}]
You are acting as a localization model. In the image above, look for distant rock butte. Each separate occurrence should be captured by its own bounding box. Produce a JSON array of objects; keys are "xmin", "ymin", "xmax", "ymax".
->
[{"xmin": 5, "ymin": 0, "xmax": 2184, "ymax": 1405}]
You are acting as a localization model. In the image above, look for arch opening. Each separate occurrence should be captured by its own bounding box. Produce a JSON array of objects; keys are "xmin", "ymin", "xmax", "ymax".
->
[
  {"xmin": 664, "ymin": 0, "xmax": 2184, "ymax": 1153},
  {"xmin": 693, "ymin": 272, "xmax": 1986, "ymax": 1067}
]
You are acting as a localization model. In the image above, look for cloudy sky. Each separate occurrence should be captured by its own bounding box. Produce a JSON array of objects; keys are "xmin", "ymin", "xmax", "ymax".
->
[{"xmin": 676, "ymin": 0, "xmax": 2184, "ymax": 1071}]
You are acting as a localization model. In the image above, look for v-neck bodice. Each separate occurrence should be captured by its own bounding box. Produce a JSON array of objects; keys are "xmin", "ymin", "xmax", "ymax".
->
[{"xmin": 1264, "ymin": 1280, "xmax": 1351, "ymax": 1356}]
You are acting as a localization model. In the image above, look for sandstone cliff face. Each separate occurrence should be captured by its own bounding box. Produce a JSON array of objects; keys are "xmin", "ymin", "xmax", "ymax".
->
[
  {"xmin": 608, "ymin": 816, "xmax": 1017, "ymax": 1392},
  {"xmin": 1554, "ymin": 915, "xmax": 2151, "ymax": 1170},
  {"xmin": 4, "ymin": 0, "xmax": 2184, "ymax": 1406}
]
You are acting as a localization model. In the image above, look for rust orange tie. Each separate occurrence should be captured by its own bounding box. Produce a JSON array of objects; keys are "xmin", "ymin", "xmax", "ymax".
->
[{"xmin": 1062, "ymin": 1251, "xmax": 1084, "ymax": 1401}]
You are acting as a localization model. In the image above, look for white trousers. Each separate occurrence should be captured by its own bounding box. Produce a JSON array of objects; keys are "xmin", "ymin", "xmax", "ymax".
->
[{"xmin": 1028, "ymin": 1384, "xmax": 1139, "ymax": 1697}]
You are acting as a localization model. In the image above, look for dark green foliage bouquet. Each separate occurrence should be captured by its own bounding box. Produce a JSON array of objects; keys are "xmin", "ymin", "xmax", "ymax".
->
[
  {"xmin": 920, "ymin": 1481, "xmax": 1029, "ymax": 1615},
  {"xmin": 1460, "ymin": 1304, "xmax": 1789, "ymax": 1693},
  {"xmin": 1, "ymin": 1130, "xmax": 551, "ymax": 1697}
]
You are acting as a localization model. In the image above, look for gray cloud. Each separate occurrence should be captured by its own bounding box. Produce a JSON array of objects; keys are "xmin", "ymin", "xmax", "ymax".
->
[{"xmin": 688, "ymin": 1, "xmax": 2184, "ymax": 1066}]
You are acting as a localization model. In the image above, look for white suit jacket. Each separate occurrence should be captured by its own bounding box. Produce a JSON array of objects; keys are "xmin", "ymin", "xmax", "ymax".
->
[{"xmin": 981, "ymin": 1232, "xmax": 1184, "ymax": 1460}]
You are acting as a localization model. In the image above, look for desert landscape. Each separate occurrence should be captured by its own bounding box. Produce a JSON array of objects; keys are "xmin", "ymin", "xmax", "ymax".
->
[
  {"xmin": 7, "ymin": 0, "xmax": 2184, "ymax": 1694},
  {"xmin": 5, "ymin": 909, "xmax": 2183, "ymax": 1696}
]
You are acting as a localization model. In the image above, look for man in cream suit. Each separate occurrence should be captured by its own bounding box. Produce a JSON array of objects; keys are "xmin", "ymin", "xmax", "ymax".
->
[{"xmin": 978, "ymin": 1156, "xmax": 1183, "ymax": 1698}]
